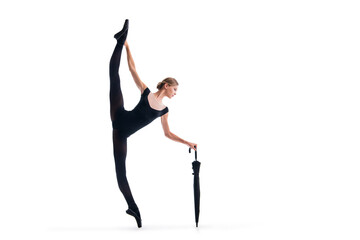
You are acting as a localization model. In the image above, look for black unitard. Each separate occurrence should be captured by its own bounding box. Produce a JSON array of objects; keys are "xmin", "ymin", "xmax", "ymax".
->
[
  {"xmin": 109, "ymin": 22, "xmax": 168, "ymax": 215},
  {"xmin": 112, "ymin": 87, "xmax": 169, "ymax": 138}
]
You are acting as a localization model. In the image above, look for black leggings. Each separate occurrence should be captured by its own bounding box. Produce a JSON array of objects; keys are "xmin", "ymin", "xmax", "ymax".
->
[{"xmin": 109, "ymin": 27, "xmax": 138, "ymax": 212}]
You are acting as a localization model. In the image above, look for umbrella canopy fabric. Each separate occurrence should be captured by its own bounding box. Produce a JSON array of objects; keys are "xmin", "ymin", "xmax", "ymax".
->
[{"xmin": 190, "ymin": 147, "xmax": 201, "ymax": 227}]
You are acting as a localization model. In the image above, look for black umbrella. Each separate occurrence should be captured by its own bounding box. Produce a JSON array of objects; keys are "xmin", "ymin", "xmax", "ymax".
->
[{"xmin": 189, "ymin": 147, "xmax": 201, "ymax": 227}]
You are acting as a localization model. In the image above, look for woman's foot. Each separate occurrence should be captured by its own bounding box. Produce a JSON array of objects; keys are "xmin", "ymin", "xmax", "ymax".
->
[
  {"xmin": 126, "ymin": 208, "xmax": 142, "ymax": 228},
  {"xmin": 114, "ymin": 19, "xmax": 129, "ymax": 40}
]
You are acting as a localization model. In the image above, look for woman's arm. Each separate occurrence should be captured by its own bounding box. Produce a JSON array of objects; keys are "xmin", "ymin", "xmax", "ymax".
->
[
  {"xmin": 161, "ymin": 113, "xmax": 197, "ymax": 151},
  {"xmin": 124, "ymin": 41, "xmax": 136, "ymax": 70},
  {"xmin": 124, "ymin": 41, "xmax": 147, "ymax": 93}
]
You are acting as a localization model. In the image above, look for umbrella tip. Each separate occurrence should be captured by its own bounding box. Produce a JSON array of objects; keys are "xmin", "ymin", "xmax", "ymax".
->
[{"xmin": 196, "ymin": 222, "xmax": 198, "ymax": 227}]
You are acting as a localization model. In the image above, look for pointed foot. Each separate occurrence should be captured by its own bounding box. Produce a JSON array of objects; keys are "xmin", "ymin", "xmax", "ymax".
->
[
  {"xmin": 126, "ymin": 208, "xmax": 142, "ymax": 228},
  {"xmin": 114, "ymin": 19, "xmax": 129, "ymax": 40}
]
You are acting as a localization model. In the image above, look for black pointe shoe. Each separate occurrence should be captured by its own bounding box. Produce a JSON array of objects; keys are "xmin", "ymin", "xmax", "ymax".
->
[
  {"xmin": 126, "ymin": 208, "xmax": 142, "ymax": 228},
  {"xmin": 114, "ymin": 19, "xmax": 129, "ymax": 40}
]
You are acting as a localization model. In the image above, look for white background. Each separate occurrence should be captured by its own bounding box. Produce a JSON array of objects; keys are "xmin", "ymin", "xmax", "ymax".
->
[{"xmin": 1, "ymin": 0, "xmax": 359, "ymax": 239}]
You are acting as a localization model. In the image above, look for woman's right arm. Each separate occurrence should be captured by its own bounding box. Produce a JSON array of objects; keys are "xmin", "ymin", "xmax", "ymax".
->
[
  {"xmin": 124, "ymin": 41, "xmax": 147, "ymax": 93},
  {"xmin": 161, "ymin": 112, "xmax": 198, "ymax": 151}
]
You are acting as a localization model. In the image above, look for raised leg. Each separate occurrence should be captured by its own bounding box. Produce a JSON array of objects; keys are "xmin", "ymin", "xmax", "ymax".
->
[{"xmin": 109, "ymin": 20, "xmax": 129, "ymax": 120}]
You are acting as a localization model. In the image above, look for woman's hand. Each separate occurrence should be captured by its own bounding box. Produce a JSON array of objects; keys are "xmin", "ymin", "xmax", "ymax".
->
[{"xmin": 186, "ymin": 141, "xmax": 198, "ymax": 151}]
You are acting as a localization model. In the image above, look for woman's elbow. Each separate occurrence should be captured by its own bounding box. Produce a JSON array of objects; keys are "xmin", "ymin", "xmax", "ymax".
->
[
  {"xmin": 129, "ymin": 66, "xmax": 136, "ymax": 73},
  {"xmin": 165, "ymin": 131, "xmax": 172, "ymax": 138}
]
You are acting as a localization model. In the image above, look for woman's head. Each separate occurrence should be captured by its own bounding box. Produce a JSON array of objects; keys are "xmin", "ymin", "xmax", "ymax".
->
[{"xmin": 157, "ymin": 77, "xmax": 179, "ymax": 99}]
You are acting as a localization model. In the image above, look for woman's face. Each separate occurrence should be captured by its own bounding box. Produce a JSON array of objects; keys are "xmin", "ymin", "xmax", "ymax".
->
[{"xmin": 165, "ymin": 84, "xmax": 178, "ymax": 99}]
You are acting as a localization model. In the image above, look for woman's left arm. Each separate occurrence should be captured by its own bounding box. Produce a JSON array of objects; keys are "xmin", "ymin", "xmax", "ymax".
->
[
  {"xmin": 161, "ymin": 113, "xmax": 197, "ymax": 151},
  {"xmin": 124, "ymin": 40, "xmax": 147, "ymax": 93}
]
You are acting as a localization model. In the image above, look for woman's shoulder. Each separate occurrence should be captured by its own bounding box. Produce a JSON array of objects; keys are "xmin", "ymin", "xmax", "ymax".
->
[{"xmin": 141, "ymin": 85, "xmax": 150, "ymax": 96}]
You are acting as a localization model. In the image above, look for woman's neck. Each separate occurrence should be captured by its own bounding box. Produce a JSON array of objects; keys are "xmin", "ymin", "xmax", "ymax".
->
[{"xmin": 154, "ymin": 90, "xmax": 166, "ymax": 103}]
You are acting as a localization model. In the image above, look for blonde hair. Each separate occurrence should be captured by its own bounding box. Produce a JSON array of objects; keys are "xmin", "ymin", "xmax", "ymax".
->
[{"xmin": 157, "ymin": 77, "xmax": 179, "ymax": 90}]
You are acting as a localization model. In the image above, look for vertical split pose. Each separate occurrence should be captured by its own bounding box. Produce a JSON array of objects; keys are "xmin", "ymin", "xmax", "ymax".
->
[{"xmin": 109, "ymin": 19, "xmax": 197, "ymax": 228}]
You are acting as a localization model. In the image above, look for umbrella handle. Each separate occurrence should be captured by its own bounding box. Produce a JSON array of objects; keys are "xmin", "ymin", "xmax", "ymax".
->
[{"xmin": 189, "ymin": 146, "xmax": 197, "ymax": 161}]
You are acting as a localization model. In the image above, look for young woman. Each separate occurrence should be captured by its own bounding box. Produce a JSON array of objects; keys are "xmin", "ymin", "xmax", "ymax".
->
[{"xmin": 109, "ymin": 19, "xmax": 197, "ymax": 228}]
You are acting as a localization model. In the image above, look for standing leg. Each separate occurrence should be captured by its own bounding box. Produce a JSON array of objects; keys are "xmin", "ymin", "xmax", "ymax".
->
[
  {"xmin": 112, "ymin": 130, "xmax": 142, "ymax": 227},
  {"xmin": 109, "ymin": 20, "xmax": 129, "ymax": 121}
]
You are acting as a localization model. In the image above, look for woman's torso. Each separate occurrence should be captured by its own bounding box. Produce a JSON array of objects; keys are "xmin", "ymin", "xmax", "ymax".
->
[{"xmin": 112, "ymin": 87, "xmax": 168, "ymax": 138}]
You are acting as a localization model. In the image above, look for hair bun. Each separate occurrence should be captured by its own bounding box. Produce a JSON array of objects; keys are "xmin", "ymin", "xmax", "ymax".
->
[{"xmin": 157, "ymin": 81, "xmax": 164, "ymax": 90}]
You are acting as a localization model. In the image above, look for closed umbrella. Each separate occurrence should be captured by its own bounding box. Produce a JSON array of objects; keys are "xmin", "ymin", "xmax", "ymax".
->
[{"xmin": 189, "ymin": 147, "xmax": 201, "ymax": 227}]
